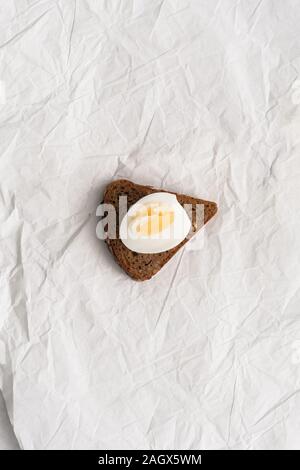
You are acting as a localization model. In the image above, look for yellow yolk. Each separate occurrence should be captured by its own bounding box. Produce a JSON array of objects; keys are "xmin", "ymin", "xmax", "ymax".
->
[{"xmin": 129, "ymin": 204, "xmax": 175, "ymax": 236}]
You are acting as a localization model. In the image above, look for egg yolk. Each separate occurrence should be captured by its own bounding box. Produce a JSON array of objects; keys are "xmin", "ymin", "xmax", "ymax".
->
[{"xmin": 130, "ymin": 204, "xmax": 175, "ymax": 236}]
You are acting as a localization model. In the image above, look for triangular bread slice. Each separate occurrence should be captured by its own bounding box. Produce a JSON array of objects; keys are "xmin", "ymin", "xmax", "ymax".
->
[{"xmin": 103, "ymin": 179, "xmax": 217, "ymax": 281}]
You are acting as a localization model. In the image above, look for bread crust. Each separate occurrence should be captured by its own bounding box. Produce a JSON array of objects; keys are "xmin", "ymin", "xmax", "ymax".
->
[{"xmin": 103, "ymin": 179, "xmax": 217, "ymax": 281}]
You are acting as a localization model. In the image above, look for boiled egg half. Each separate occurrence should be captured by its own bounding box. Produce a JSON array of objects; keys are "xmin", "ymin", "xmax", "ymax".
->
[{"xmin": 119, "ymin": 192, "xmax": 191, "ymax": 253}]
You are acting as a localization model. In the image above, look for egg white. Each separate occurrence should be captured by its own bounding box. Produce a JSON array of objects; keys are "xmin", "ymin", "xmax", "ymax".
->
[{"xmin": 119, "ymin": 192, "xmax": 191, "ymax": 254}]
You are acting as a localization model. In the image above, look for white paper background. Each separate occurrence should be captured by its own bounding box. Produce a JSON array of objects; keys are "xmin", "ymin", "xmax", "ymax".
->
[
  {"xmin": 1, "ymin": 0, "xmax": 300, "ymax": 450},
  {"xmin": 0, "ymin": 392, "xmax": 19, "ymax": 449}
]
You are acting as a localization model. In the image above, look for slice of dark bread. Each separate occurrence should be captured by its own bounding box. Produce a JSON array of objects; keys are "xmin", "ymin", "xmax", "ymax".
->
[{"xmin": 103, "ymin": 179, "xmax": 217, "ymax": 281}]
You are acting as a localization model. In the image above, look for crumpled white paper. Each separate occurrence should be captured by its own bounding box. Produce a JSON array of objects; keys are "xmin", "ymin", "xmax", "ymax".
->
[
  {"xmin": 0, "ymin": 392, "xmax": 19, "ymax": 449},
  {"xmin": 1, "ymin": 0, "xmax": 300, "ymax": 450}
]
